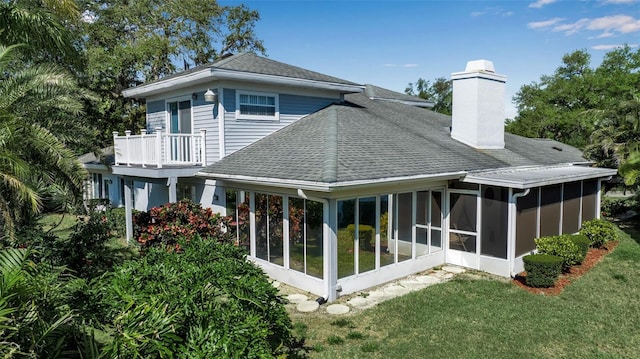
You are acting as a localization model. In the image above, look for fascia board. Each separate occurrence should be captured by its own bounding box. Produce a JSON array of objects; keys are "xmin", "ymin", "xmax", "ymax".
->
[
  {"xmin": 122, "ymin": 68, "xmax": 365, "ymax": 98},
  {"xmin": 195, "ymin": 171, "xmax": 467, "ymax": 193},
  {"xmin": 122, "ymin": 69, "xmax": 213, "ymax": 98}
]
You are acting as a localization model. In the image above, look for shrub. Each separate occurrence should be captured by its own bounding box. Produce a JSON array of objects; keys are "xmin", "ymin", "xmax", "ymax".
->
[
  {"xmin": 535, "ymin": 235, "xmax": 583, "ymax": 270},
  {"xmin": 580, "ymin": 219, "xmax": 618, "ymax": 248},
  {"xmin": 346, "ymin": 224, "xmax": 374, "ymax": 250},
  {"xmin": 99, "ymin": 237, "xmax": 303, "ymax": 358},
  {"xmin": 106, "ymin": 207, "xmax": 127, "ymax": 237},
  {"xmin": 570, "ymin": 234, "xmax": 590, "ymax": 263},
  {"xmin": 523, "ymin": 253, "xmax": 563, "ymax": 287},
  {"xmin": 133, "ymin": 199, "xmax": 234, "ymax": 248}
]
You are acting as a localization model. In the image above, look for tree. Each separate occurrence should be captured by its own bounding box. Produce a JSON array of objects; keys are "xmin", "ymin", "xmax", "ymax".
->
[
  {"xmin": 0, "ymin": 44, "xmax": 87, "ymax": 238},
  {"xmin": 506, "ymin": 47, "xmax": 640, "ymax": 149},
  {"xmin": 405, "ymin": 77, "xmax": 452, "ymax": 115},
  {"xmin": 78, "ymin": 0, "xmax": 266, "ymax": 144},
  {"xmin": 0, "ymin": 0, "xmax": 83, "ymax": 68}
]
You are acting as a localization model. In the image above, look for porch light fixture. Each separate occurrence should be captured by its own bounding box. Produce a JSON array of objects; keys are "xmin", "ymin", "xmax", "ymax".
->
[
  {"xmin": 191, "ymin": 93, "xmax": 197, "ymax": 100},
  {"xmin": 204, "ymin": 89, "xmax": 217, "ymax": 103}
]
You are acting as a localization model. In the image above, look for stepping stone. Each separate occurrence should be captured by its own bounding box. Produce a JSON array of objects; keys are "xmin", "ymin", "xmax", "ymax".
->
[
  {"xmin": 326, "ymin": 304, "xmax": 350, "ymax": 315},
  {"xmin": 400, "ymin": 280, "xmax": 427, "ymax": 291},
  {"xmin": 347, "ymin": 296, "xmax": 374, "ymax": 308},
  {"xmin": 296, "ymin": 300, "xmax": 319, "ymax": 313},
  {"xmin": 441, "ymin": 265, "xmax": 466, "ymax": 274},
  {"xmin": 367, "ymin": 290, "xmax": 392, "ymax": 300},
  {"xmin": 287, "ymin": 294, "xmax": 308, "ymax": 304},
  {"xmin": 440, "ymin": 272, "xmax": 454, "ymax": 280},
  {"xmin": 415, "ymin": 275, "xmax": 442, "ymax": 285},
  {"xmin": 383, "ymin": 284, "xmax": 411, "ymax": 296}
]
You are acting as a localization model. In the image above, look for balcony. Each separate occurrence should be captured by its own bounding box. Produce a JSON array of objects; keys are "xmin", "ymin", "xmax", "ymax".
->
[{"xmin": 113, "ymin": 128, "xmax": 207, "ymax": 168}]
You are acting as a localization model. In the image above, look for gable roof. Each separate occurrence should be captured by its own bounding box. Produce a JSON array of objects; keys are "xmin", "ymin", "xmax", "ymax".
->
[
  {"xmin": 198, "ymin": 92, "xmax": 606, "ymax": 191},
  {"xmin": 123, "ymin": 53, "xmax": 363, "ymax": 98}
]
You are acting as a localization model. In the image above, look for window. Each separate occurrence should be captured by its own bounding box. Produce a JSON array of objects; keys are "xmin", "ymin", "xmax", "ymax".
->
[
  {"xmin": 167, "ymin": 100, "xmax": 191, "ymax": 134},
  {"xmin": 236, "ymin": 91, "xmax": 279, "ymax": 121}
]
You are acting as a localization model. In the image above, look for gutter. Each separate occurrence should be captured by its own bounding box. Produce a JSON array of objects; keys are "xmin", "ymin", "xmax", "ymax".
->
[{"xmin": 122, "ymin": 68, "xmax": 365, "ymax": 98}]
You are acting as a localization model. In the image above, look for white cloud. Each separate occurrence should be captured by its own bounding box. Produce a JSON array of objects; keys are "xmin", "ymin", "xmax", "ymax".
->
[
  {"xmin": 528, "ymin": 17, "xmax": 564, "ymax": 29},
  {"xmin": 592, "ymin": 43, "xmax": 639, "ymax": 50},
  {"xmin": 402, "ymin": 64, "xmax": 418, "ymax": 68},
  {"xmin": 529, "ymin": 0, "xmax": 557, "ymax": 8},
  {"xmin": 530, "ymin": 14, "xmax": 640, "ymax": 37},
  {"xmin": 602, "ymin": 0, "xmax": 640, "ymax": 4},
  {"xmin": 588, "ymin": 15, "xmax": 640, "ymax": 34},
  {"xmin": 471, "ymin": 7, "xmax": 514, "ymax": 17},
  {"xmin": 383, "ymin": 64, "xmax": 397, "ymax": 67},
  {"xmin": 471, "ymin": 11, "xmax": 485, "ymax": 17}
]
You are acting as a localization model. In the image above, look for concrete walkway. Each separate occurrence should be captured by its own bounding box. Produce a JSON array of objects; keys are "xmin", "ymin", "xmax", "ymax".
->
[{"xmin": 278, "ymin": 265, "xmax": 466, "ymax": 315}]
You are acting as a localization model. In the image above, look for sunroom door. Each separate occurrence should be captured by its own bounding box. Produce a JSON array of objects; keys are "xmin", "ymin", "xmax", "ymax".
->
[
  {"xmin": 167, "ymin": 100, "xmax": 192, "ymax": 162},
  {"xmin": 447, "ymin": 190, "xmax": 479, "ymax": 269}
]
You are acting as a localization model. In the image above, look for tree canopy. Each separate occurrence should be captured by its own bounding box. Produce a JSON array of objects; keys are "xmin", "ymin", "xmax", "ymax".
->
[
  {"xmin": 405, "ymin": 77, "xmax": 452, "ymax": 115},
  {"xmin": 506, "ymin": 46, "xmax": 640, "ymax": 150},
  {"xmin": 79, "ymin": 0, "xmax": 266, "ymax": 143}
]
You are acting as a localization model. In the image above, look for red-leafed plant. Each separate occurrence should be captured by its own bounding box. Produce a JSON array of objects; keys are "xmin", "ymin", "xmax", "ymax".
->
[{"xmin": 133, "ymin": 199, "xmax": 233, "ymax": 248}]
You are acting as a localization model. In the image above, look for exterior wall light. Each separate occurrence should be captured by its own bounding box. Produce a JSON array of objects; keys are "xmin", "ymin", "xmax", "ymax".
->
[{"xmin": 204, "ymin": 89, "xmax": 217, "ymax": 103}]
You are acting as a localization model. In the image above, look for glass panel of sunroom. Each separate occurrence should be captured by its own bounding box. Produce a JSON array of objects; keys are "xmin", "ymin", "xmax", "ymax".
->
[
  {"xmin": 305, "ymin": 200, "xmax": 324, "ymax": 279},
  {"xmin": 268, "ymin": 195, "xmax": 284, "ymax": 266},
  {"xmin": 540, "ymin": 185, "xmax": 562, "ymax": 237},
  {"xmin": 359, "ymin": 197, "xmax": 376, "ymax": 274},
  {"xmin": 582, "ymin": 180, "xmax": 598, "ymax": 222},
  {"xmin": 430, "ymin": 191, "xmax": 443, "ymax": 252},
  {"xmin": 289, "ymin": 197, "xmax": 305, "ymax": 273},
  {"xmin": 516, "ymin": 188, "xmax": 538, "ymax": 257},
  {"xmin": 379, "ymin": 195, "xmax": 394, "ymax": 267},
  {"xmin": 562, "ymin": 182, "xmax": 581, "ymax": 234},
  {"xmin": 255, "ymin": 193, "xmax": 268, "ymax": 260},
  {"xmin": 394, "ymin": 193, "xmax": 413, "ymax": 262},
  {"xmin": 225, "ymin": 190, "xmax": 238, "ymax": 244},
  {"xmin": 338, "ymin": 199, "xmax": 355, "ymax": 279}
]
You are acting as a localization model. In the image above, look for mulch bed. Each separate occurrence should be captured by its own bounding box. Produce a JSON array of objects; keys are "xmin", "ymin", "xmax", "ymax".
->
[{"xmin": 513, "ymin": 241, "xmax": 619, "ymax": 295}]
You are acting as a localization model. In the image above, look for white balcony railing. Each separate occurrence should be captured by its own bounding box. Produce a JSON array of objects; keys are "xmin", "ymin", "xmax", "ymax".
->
[{"xmin": 113, "ymin": 128, "xmax": 207, "ymax": 168}]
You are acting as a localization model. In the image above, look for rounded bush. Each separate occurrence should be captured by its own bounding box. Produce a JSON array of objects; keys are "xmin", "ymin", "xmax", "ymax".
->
[
  {"xmin": 580, "ymin": 219, "xmax": 617, "ymax": 248},
  {"xmin": 535, "ymin": 235, "xmax": 583, "ymax": 270},
  {"xmin": 570, "ymin": 234, "xmax": 590, "ymax": 264},
  {"xmin": 523, "ymin": 254, "xmax": 563, "ymax": 288}
]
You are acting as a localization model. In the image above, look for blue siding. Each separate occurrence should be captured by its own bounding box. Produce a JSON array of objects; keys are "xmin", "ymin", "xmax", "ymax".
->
[
  {"xmin": 146, "ymin": 100, "xmax": 165, "ymax": 132},
  {"xmin": 279, "ymin": 94, "xmax": 337, "ymax": 115}
]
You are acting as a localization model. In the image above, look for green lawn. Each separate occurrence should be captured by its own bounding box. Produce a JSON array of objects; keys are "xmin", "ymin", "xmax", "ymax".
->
[
  {"xmin": 293, "ymin": 225, "xmax": 640, "ymax": 358},
  {"xmin": 38, "ymin": 213, "xmax": 78, "ymax": 239}
]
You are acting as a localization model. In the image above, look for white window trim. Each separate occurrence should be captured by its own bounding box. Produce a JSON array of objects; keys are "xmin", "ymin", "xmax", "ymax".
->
[{"xmin": 235, "ymin": 90, "xmax": 280, "ymax": 121}]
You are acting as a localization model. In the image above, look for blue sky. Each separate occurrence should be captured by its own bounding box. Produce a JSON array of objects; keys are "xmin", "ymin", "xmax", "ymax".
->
[{"xmin": 221, "ymin": 0, "xmax": 640, "ymax": 118}]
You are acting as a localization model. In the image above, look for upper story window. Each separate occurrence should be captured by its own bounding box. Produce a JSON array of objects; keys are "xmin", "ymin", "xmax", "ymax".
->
[{"xmin": 236, "ymin": 91, "xmax": 279, "ymax": 121}]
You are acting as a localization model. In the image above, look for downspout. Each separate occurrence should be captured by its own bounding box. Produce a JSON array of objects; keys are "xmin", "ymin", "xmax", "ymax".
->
[
  {"xmin": 509, "ymin": 188, "xmax": 530, "ymax": 277},
  {"xmin": 297, "ymin": 188, "xmax": 331, "ymax": 303}
]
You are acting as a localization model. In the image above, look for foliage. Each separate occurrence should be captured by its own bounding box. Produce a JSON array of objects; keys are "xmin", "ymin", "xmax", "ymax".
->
[
  {"xmin": 106, "ymin": 207, "xmax": 127, "ymax": 238},
  {"xmin": 346, "ymin": 224, "xmax": 374, "ymax": 250},
  {"xmin": 523, "ymin": 254, "xmax": 563, "ymax": 288},
  {"xmin": 0, "ymin": 248, "xmax": 93, "ymax": 358},
  {"xmin": 570, "ymin": 234, "xmax": 590, "ymax": 262},
  {"xmin": 506, "ymin": 46, "xmax": 640, "ymax": 151},
  {"xmin": 405, "ymin": 77, "xmax": 452, "ymax": 115},
  {"xmin": 78, "ymin": 0, "xmax": 266, "ymax": 144},
  {"xmin": 98, "ymin": 237, "xmax": 303, "ymax": 358},
  {"xmin": 535, "ymin": 234, "xmax": 583, "ymax": 270},
  {"xmin": 0, "ymin": 45, "xmax": 89, "ymax": 240},
  {"xmin": 580, "ymin": 219, "xmax": 618, "ymax": 248},
  {"xmin": 601, "ymin": 195, "xmax": 638, "ymax": 218},
  {"xmin": 133, "ymin": 199, "xmax": 234, "ymax": 248}
]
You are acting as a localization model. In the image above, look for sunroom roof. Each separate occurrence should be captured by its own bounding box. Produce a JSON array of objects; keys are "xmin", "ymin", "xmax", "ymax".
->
[{"xmin": 463, "ymin": 165, "xmax": 617, "ymax": 189}]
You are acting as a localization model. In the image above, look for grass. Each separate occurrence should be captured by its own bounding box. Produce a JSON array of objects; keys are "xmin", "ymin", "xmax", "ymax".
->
[
  {"xmin": 294, "ymin": 225, "xmax": 640, "ymax": 358},
  {"xmin": 38, "ymin": 213, "xmax": 78, "ymax": 239}
]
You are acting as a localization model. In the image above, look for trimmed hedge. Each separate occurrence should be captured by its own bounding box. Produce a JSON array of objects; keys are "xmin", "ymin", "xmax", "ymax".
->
[
  {"xmin": 523, "ymin": 254, "xmax": 563, "ymax": 288},
  {"xmin": 570, "ymin": 234, "xmax": 590, "ymax": 263},
  {"xmin": 580, "ymin": 219, "xmax": 617, "ymax": 248},
  {"xmin": 535, "ymin": 234, "xmax": 583, "ymax": 270}
]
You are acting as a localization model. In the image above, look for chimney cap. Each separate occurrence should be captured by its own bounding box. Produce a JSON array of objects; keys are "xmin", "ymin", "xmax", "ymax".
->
[{"xmin": 465, "ymin": 60, "xmax": 495, "ymax": 73}]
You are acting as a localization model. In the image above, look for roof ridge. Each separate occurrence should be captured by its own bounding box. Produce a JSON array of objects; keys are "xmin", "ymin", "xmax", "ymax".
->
[{"xmin": 321, "ymin": 107, "xmax": 338, "ymax": 183}]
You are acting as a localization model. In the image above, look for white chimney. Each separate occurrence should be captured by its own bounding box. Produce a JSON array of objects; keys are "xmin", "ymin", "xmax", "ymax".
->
[{"xmin": 451, "ymin": 60, "xmax": 507, "ymax": 149}]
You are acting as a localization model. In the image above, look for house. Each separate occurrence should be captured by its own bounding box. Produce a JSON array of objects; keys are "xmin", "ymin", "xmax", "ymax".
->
[
  {"xmin": 115, "ymin": 54, "xmax": 615, "ymax": 302},
  {"xmin": 79, "ymin": 146, "xmax": 124, "ymax": 209}
]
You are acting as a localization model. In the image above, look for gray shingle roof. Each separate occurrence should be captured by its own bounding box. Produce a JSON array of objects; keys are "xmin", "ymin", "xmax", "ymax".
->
[
  {"xmin": 199, "ymin": 92, "xmax": 589, "ymax": 186},
  {"xmin": 133, "ymin": 53, "xmax": 360, "ymax": 88}
]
